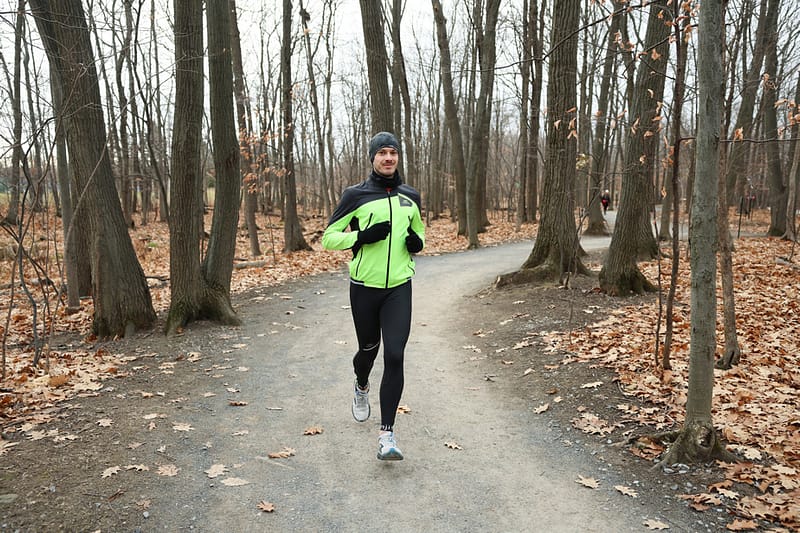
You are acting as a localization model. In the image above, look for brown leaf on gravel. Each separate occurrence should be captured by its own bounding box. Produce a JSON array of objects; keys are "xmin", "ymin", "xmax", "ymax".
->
[
  {"xmin": 258, "ymin": 501, "xmax": 275, "ymax": 513},
  {"xmin": 444, "ymin": 441, "xmax": 463, "ymax": 450},
  {"xmin": 725, "ymin": 519, "xmax": 759, "ymax": 531},
  {"xmin": 615, "ymin": 485, "xmax": 638, "ymax": 498},
  {"xmin": 303, "ymin": 426, "xmax": 324, "ymax": 435},
  {"xmin": 172, "ymin": 422, "xmax": 194, "ymax": 432},
  {"xmin": 101, "ymin": 466, "xmax": 120, "ymax": 478},
  {"xmin": 205, "ymin": 464, "xmax": 228, "ymax": 478},
  {"xmin": 643, "ymin": 519, "xmax": 670, "ymax": 530},
  {"xmin": 228, "ymin": 400, "xmax": 248, "ymax": 406},
  {"xmin": 396, "ymin": 405, "xmax": 411, "ymax": 414},
  {"xmin": 268, "ymin": 447, "xmax": 296, "ymax": 459},
  {"xmin": 220, "ymin": 477, "xmax": 250, "ymax": 486},
  {"xmin": 157, "ymin": 464, "xmax": 179, "ymax": 477},
  {"xmin": 97, "ymin": 418, "xmax": 113, "ymax": 427},
  {"xmin": 533, "ymin": 403, "xmax": 549, "ymax": 414},
  {"xmin": 576, "ymin": 475, "xmax": 600, "ymax": 489}
]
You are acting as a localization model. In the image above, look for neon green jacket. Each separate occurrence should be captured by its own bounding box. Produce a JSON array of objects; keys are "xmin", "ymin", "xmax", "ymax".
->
[{"xmin": 322, "ymin": 173, "xmax": 425, "ymax": 289}]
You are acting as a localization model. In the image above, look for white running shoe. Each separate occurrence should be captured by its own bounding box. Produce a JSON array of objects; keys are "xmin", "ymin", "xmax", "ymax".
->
[
  {"xmin": 352, "ymin": 379, "xmax": 370, "ymax": 422},
  {"xmin": 377, "ymin": 431, "xmax": 404, "ymax": 461}
]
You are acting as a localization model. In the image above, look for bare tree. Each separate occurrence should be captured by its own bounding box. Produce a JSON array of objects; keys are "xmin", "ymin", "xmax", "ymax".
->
[
  {"xmin": 431, "ymin": 0, "xmax": 468, "ymax": 235},
  {"xmin": 659, "ymin": 0, "xmax": 736, "ymax": 465},
  {"xmin": 496, "ymin": 0, "xmax": 589, "ymax": 285},
  {"xmin": 230, "ymin": 0, "xmax": 261, "ymax": 258},
  {"xmin": 30, "ymin": 0, "xmax": 155, "ymax": 337},
  {"xmin": 600, "ymin": 0, "xmax": 672, "ymax": 295},
  {"xmin": 282, "ymin": 0, "xmax": 312, "ymax": 252}
]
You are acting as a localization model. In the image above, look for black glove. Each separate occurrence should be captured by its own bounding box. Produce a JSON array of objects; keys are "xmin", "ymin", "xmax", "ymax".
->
[
  {"xmin": 405, "ymin": 227, "xmax": 423, "ymax": 253},
  {"xmin": 357, "ymin": 221, "xmax": 391, "ymax": 244}
]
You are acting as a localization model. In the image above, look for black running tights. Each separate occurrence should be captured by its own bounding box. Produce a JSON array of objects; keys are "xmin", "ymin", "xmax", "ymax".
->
[{"xmin": 350, "ymin": 281, "xmax": 412, "ymax": 431}]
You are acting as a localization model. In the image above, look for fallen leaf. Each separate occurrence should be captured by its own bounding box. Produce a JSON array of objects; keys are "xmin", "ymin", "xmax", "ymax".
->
[
  {"xmin": 205, "ymin": 464, "xmax": 228, "ymax": 478},
  {"xmin": 303, "ymin": 426, "xmax": 324, "ymax": 435},
  {"xmin": 444, "ymin": 441, "xmax": 463, "ymax": 450},
  {"xmin": 48, "ymin": 374, "xmax": 70, "ymax": 387},
  {"xmin": 97, "ymin": 418, "xmax": 113, "ymax": 427},
  {"xmin": 101, "ymin": 466, "xmax": 120, "ymax": 478},
  {"xmin": 157, "ymin": 464, "xmax": 179, "ymax": 477},
  {"xmin": 576, "ymin": 475, "xmax": 600, "ymax": 489},
  {"xmin": 533, "ymin": 404, "xmax": 549, "ymax": 414},
  {"xmin": 615, "ymin": 485, "xmax": 638, "ymax": 498},
  {"xmin": 124, "ymin": 464, "xmax": 150, "ymax": 472},
  {"xmin": 258, "ymin": 501, "xmax": 275, "ymax": 512},
  {"xmin": 643, "ymin": 519, "xmax": 670, "ymax": 530},
  {"xmin": 522, "ymin": 368, "xmax": 534, "ymax": 376},
  {"xmin": 581, "ymin": 381, "xmax": 603, "ymax": 389},
  {"xmin": 172, "ymin": 423, "xmax": 194, "ymax": 432},
  {"xmin": 725, "ymin": 519, "xmax": 759, "ymax": 531},
  {"xmin": 396, "ymin": 405, "xmax": 411, "ymax": 414},
  {"xmin": 268, "ymin": 447, "xmax": 296, "ymax": 459},
  {"xmin": 220, "ymin": 477, "xmax": 250, "ymax": 486},
  {"xmin": 228, "ymin": 400, "xmax": 248, "ymax": 406}
]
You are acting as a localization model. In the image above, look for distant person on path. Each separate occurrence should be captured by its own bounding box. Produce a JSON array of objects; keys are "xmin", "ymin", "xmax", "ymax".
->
[
  {"xmin": 600, "ymin": 190, "xmax": 611, "ymax": 214},
  {"xmin": 322, "ymin": 131, "xmax": 425, "ymax": 461}
]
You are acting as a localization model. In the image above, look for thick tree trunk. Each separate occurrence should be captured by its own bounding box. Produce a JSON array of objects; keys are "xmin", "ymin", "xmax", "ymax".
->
[
  {"xmin": 31, "ymin": 0, "xmax": 155, "ymax": 338},
  {"xmin": 600, "ymin": 1, "xmax": 672, "ymax": 295},
  {"xmin": 496, "ymin": 0, "xmax": 587, "ymax": 286},
  {"xmin": 359, "ymin": 0, "xmax": 392, "ymax": 132}
]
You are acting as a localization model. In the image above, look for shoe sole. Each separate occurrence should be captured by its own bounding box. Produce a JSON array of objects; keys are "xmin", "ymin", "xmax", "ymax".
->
[{"xmin": 377, "ymin": 450, "xmax": 404, "ymax": 461}]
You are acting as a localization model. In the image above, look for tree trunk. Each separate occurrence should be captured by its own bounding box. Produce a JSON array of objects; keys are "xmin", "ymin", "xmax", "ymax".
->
[
  {"xmin": 390, "ymin": 0, "xmax": 418, "ymax": 187},
  {"xmin": 282, "ymin": 0, "xmax": 312, "ymax": 252},
  {"xmin": 600, "ymin": 1, "xmax": 672, "ymax": 295},
  {"xmin": 465, "ymin": 0, "xmax": 500, "ymax": 248},
  {"xmin": 515, "ymin": 0, "xmax": 532, "ymax": 229},
  {"xmin": 725, "ymin": 0, "xmax": 770, "ymax": 205},
  {"xmin": 431, "ymin": 0, "xmax": 468, "ymax": 235},
  {"xmin": 359, "ymin": 0, "xmax": 392, "ymax": 132},
  {"xmin": 660, "ymin": 0, "xmax": 735, "ymax": 465},
  {"xmin": 30, "ymin": 0, "xmax": 155, "ymax": 338},
  {"xmin": 2, "ymin": 0, "xmax": 23, "ymax": 227},
  {"xmin": 203, "ymin": 0, "xmax": 243, "ymax": 301},
  {"xmin": 50, "ymin": 70, "xmax": 80, "ymax": 312},
  {"xmin": 230, "ymin": 0, "xmax": 261, "ymax": 258},
  {"xmin": 526, "ymin": 0, "xmax": 544, "ymax": 222},
  {"xmin": 584, "ymin": 1, "xmax": 624, "ymax": 236},
  {"xmin": 762, "ymin": 0, "xmax": 786, "ymax": 237},
  {"xmin": 496, "ymin": 0, "xmax": 588, "ymax": 286}
]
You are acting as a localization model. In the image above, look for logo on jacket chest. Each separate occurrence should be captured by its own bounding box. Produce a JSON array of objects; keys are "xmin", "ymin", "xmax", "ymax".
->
[{"xmin": 398, "ymin": 196, "xmax": 412, "ymax": 208}]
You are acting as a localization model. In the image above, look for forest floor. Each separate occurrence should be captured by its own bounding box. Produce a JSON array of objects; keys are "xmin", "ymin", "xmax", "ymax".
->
[{"xmin": 0, "ymin": 208, "xmax": 798, "ymax": 532}]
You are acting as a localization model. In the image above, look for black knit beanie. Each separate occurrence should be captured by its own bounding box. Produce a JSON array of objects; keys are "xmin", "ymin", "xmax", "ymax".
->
[{"xmin": 368, "ymin": 132, "xmax": 401, "ymax": 162}]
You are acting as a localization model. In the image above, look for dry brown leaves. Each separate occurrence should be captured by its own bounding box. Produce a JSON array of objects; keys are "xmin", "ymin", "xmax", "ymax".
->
[{"xmin": 548, "ymin": 232, "xmax": 800, "ymax": 530}]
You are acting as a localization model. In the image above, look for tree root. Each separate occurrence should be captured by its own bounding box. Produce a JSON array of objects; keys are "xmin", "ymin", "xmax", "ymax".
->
[
  {"xmin": 715, "ymin": 344, "xmax": 741, "ymax": 369},
  {"xmin": 653, "ymin": 420, "xmax": 739, "ymax": 469}
]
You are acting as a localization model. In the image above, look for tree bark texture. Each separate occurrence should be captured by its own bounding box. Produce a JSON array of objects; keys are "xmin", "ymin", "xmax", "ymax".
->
[
  {"xmin": 497, "ymin": 0, "xmax": 587, "ymax": 286},
  {"xmin": 30, "ymin": 0, "xmax": 155, "ymax": 338},
  {"xmin": 600, "ymin": 1, "xmax": 672, "ymax": 295},
  {"xmin": 359, "ymin": 0, "xmax": 392, "ymax": 132},
  {"xmin": 661, "ymin": 0, "xmax": 735, "ymax": 465},
  {"xmin": 204, "ymin": 0, "xmax": 243, "ymax": 302}
]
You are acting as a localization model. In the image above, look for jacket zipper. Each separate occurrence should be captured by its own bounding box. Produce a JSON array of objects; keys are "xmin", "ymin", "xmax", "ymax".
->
[{"xmin": 385, "ymin": 189, "xmax": 393, "ymax": 288}]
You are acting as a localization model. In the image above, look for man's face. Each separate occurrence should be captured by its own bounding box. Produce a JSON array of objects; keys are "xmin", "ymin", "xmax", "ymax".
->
[{"xmin": 372, "ymin": 147, "xmax": 399, "ymax": 177}]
